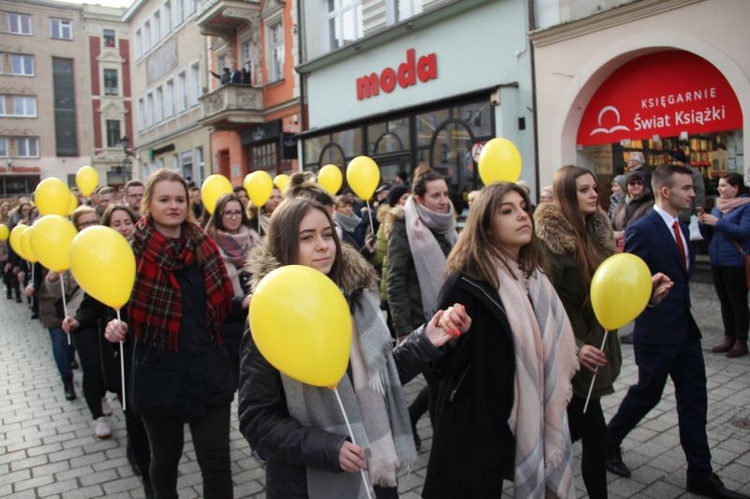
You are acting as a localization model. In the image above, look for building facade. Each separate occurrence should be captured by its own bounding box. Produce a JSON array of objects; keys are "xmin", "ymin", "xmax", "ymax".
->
[
  {"xmin": 531, "ymin": 0, "xmax": 749, "ymax": 202},
  {"xmin": 196, "ymin": 0, "xmax": 301, "ymax": 186},
  {"xmin": 0, "ymin": 0, "xmax": 125, "ymax": 195},
  {"xmin": 297, "ymin": 0, "xmax": 536, "ymax": 210},
  {"xmin": 125, "ymin": 0, "xmax": 210, "ymax": 184}
]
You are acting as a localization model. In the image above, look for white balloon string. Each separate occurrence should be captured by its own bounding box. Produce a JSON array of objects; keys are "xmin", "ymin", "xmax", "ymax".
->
[
  {"xmin": 31, "ymin": 264, "xmax": 35, "ymax": 310},
  {"xmin": 60, "ymin": 277, "xmax": 71, "ymax": 346},
  {"xmin": 583, "ymin": 330, "xmax": 609, "ymax": 414},
  {"xmin": 333, "ymin": 387, "xmax": 373, "ymax": 499},
  {"xmin": 117, "ymin": 308, "xmax": 126, "ymax": 412},
  {"xmin": 366, "ymin": 200, "xmax": 375, "ymax": 237}
]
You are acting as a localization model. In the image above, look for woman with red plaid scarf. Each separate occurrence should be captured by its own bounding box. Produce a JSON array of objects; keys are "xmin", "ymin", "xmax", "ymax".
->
[{"xmin": 105, "ymin": 169, "xmax": 236, "ymax": 499}]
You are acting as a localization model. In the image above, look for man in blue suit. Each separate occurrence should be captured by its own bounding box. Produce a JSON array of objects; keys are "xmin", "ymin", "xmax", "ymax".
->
[{"xmin": 606, "ymin": 164, "xmax": 747, "ymax": 499}]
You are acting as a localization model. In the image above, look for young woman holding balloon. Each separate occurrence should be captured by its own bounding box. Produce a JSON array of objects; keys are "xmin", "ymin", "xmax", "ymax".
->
[
  {"xmin": 104, "ymin": 169, "xmax": 236, "ymax": 499},
  {"xmin": 238, "ymin": 197, "xmax": 469, "ymax": 499},
  {"xmin": 205, "ymin": 193, "xmax": 260, "ymax": 390},
  {"xmin": 65, "ymin": 203, "xmax": 153, "ymax": 496},
  {"xmin": 423, "ymin": 182, "xmax": 579, "ymax": 499},
  {"xmin": 534, "ymin": 165, "xmax": 618, "ymax": 498}
]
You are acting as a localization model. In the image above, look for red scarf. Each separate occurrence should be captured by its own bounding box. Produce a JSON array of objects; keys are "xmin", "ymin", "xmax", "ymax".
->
[{"xmin": 129, "ymin": 216, "xmax": 233, "ymax": 351}]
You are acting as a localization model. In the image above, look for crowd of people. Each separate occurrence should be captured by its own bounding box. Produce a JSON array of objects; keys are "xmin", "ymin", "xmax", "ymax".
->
[{"xmin": 1, "ymin": 159, "xmax": 749, "ymax": 499}]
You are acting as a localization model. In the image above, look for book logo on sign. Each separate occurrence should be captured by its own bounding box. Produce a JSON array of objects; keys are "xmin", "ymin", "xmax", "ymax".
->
[
  {"xmin": 589, "ymin": 106, "xmax": 630, "ymax": 136},
  {"xmin": 356, "ymin": 49, "xmax": 437, "ymax": 101}
]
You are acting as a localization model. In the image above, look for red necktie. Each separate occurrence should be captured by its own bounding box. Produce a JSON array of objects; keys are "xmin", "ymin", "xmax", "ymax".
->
[{"xmin": 672, "ymin": 220, "xmax": 687, "ymax": 270}]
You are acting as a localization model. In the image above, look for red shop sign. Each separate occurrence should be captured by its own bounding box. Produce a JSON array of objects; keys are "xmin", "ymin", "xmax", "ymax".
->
[{"xmin": 576, "ymin": 51, "xmax": 742, "ymax": 146}]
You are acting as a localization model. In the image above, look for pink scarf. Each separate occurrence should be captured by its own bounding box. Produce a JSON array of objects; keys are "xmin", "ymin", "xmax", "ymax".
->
[{"xmin": 717, "ymin": 196, "xmax": 750, "ymax": 214}]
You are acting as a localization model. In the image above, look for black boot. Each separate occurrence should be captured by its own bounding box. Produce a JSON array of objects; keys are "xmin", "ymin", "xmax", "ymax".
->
[
  {"xmin": 142, "ymin": 472, "xmax": 155, "ymax": 499},
  {"xmin": 63, "ymin": 378, "xmax": 76, "ymax": 401}
]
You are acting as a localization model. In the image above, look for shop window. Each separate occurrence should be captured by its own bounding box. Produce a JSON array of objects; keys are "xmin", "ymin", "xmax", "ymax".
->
[
  {"xmin": 103, "ymin": 29, "xmax": 116, "ymax": 47},
  {"xmin": 106, "ymin": 120, "xmax": 121, "ymax": 147},
  {"xmin": 250, "ymin": 142, "xmax": 278, "ymax": 172},
  {"xmin": 9, "ymin": 13, "xmax": 32, "ymax": 35},
  {"xmin": 368, "ymin": 118, "xmax": 410, "ymax": 154},
  {"xmin": 304, "ymin": 136, "xmax": 326, "ymax": 166},
  {"xmin": 331, "ymin": 127, "xmax": 362, "ymax": 158},
  {"xmin": 50, "ymin": 19, "xmax": 73, "ymax": 40},
  {"xmin": 318, "ymin": 143, "xmax": 346, "ymax": 170},
  {"xmin": 327, "ymin": 0, "xmax": 364, "ymax": 51},
  {"xmin": 103, "ymin": 69, "xmax": 118, "ymax": 95},
  {"xmin": 430, "ymin": 120, "xmax": 474, "ymax": 191}
]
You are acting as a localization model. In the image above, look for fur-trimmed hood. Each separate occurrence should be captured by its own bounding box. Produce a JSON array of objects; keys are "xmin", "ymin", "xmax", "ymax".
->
[
  {"xmin": 534, "ymin": 202, "xmax": 616, "ymax": 256},
  {"xmin": 245, "ymin": 240, "xmax": 377, "ymax": 296}
]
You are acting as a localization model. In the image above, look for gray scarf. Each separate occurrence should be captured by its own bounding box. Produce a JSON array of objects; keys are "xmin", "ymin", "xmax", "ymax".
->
[
  {"xmin": 281, "ymin": 290, "xmax": 417, "ymax": 498},
  {"xmin": 404, "ymin": 195, "xmax": 458, "ymax": 319},
  {"xmin": 334, "ymin": 211, "xmax": 362, "ymax": 236}
]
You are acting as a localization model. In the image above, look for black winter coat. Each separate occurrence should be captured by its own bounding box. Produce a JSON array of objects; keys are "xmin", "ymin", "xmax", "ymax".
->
[{"xmin": 423, "ymin": 270, "xmax": 516, "ymax": 499}]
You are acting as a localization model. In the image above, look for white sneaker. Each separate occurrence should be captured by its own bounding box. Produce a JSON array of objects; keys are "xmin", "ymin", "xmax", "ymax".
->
[
  {"xmin": 94, "ymin": 417, "xmax": 112, "ymax": 439},
  {"xmin": 101, "ymin": 397, "xmax": 113, "ymax": 416}
]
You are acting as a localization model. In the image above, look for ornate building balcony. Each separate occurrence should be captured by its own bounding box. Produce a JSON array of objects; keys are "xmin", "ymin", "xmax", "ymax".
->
[
  {"xmin": 195, "ymin": 0, "xmax": 260, "ymax": 44},
  {"xmin": 199, "ymin": 84, "xmax": 264, "ymax": 129}
]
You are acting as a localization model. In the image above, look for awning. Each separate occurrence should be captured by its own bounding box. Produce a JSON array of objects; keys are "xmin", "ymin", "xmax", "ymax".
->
[{"xmin": 577, "ymin": 50, "xmax": 742, "ymax": 147}]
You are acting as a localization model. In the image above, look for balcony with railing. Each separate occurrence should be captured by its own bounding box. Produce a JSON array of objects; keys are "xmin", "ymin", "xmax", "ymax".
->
[
  {"xmin": 199, "ymin": 83, "xmax": 264, "ymax": 128},
  {"xmin": 195, "ymin": 0, "xmax": 260, "ymax": 42}
]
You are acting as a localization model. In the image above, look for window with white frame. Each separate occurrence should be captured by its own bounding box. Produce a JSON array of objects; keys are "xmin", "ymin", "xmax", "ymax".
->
[
  {"xmin": 9, "ymin": 13, "xmax": 32, "ymax": 35},
  {"xmin": 7, "ymin": 54, "xmax": 34, "ymax": 76},
  {"xmin": 135, "ymin": 29, "xmax": 143, "ymax": 59},
  {"xmin": 17, "ymin": 137, "xmax": 39, "ymax": 157},
  {"xmin": 50, "ymin": 19, "xmax": 73, "ymax": 40},
  {"xmin": 146, "ymin": 92, "xmax": 154, "ymax": 126},
  {"xmin": 186, "ymin": 0, "xmax": 196, "ymax": 16},
  {"xmin": 173, "ymin": 0, "xmax": 184, "ymax": 26},
  {"xmin": 177, "ymin": 71, "xmax": 187, "ymax": 112},
  {"xmin": 103, "ymin": 29, "xmax": 116, "ymax": 47},
  {"xmin": 137, "ymin": 98, "xmax": 145, "ymax": 130},
  {"xmin": 153, "ymin": 12, "xmax": 161, "ymax": 43},
  {"xmin": 155, "ymin": 87, "xmax": 164, "ymax": 122},
  {"xmin": 0, "ymin": 138, "xmax": 7, "ymax": 156},
  {"xmin": 0, "ymin": 98, "xmax": 4, "ymax": 115},
  {"xmin": 103, "ymin": 69, "xmax": 118, "ymax": 95},
  {"xmin": 13, "ymin": 96, "xmax": 37, "ymax": 117},
  {"xmin": 242, "ymin": 40, "xmax": 259, "ymax": 87},
  {"xmin": 163, "ymin": 2, "xmax": 172, "ymax": 35},
  {"xmin": 165, "ymin": 79, "xmax": 174, "ymax": 117},
  {"xmin": 181, "ymin": 150, "xmax": 193, "ymax": 179},
  {"xmin": 190, "ymin": 63, "xmax": 201, "ymax": 105},
  {"xmin": 326, "ymin": 0, "xmax": 364, "ymax": 50},
  {"xmin": 268, "ymin": 22, "xmax": 284, "ymax": 83},
  {"xmin": 144, "ymin": 21, "xmax": 152, "ymax": 52},
  {"xmin": 393, "ymin": 0, "xmax": 425, "ymax": 22},
  {"xmin": 106, "ymin": 120, "xmax": 121, "ymax": 147},
  {"xmin": 171, "ymin": 153, "xmax": 179, "ymax": 170}
]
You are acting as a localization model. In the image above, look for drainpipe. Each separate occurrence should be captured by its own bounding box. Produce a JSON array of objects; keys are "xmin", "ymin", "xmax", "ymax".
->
[
  {"xmin": 296, "ymin": 0, "xmax": 307, "ymax": 173},
  {"xmin": 528, "ymin": 0, "xmax": 541, "ymax": 201}
]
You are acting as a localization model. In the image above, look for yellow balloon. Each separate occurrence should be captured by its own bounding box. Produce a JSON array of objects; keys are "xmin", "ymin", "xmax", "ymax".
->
[
  {"xmin": 20, "ymin": 226, "xmax": 38, "ymax": 263},
  {"xmin": 0, "ymin": 224, "xmax": 9, "ymax": 241},
  {"xmin": 478, "ymin": 138, "xmax": 522, "ymax": 185},
  {"xmin": 75, "ymin": 166, "xmax": 99, "ymax": 197},
  {"xmin": 201, "ymin": 174, "xmax": 233, "ymax": 215},
  {"xmin": 244, "ymin": 171, "xmax": 274, "ymax": 207},
  {"xmin": 70, "ymin": 226, "xmax": 135, "ymax": 309},
  {"xmin": 274, "ymin": 174, "xmax": 291, "ymax": 192},
  {"xmin": 67, "ymin": 192, "xmax": 79, "ymax": 215},
  {"xmin": 318, "ymin": 164, "xmax": 343, "ymax": 195},
  {"xmin": 249, "ymin": 265, "xmax": 352, "ymax": 388},
  {"xmin": 346, "ymin": 157, "xmax": 380, "ymax": 201},
  {"xmin": 9, "ymin": 224, "xmax": 28, "ymax": 260},
  {"xmin": 590, "ymin": 253, "xmax": 653, "ymax": 330},
  {"xmin": 29, "ymin": 215, "xmax": 78, "ymax": 272},
  {"xmin": 35, "ymin": 178, "xmax": 71, "ymax": 216}
]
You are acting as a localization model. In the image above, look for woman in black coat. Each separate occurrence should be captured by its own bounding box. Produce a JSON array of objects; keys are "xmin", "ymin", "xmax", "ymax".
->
[{"xmin": 423, "ymin": 182, "xmax": 579, "ymax": 499}]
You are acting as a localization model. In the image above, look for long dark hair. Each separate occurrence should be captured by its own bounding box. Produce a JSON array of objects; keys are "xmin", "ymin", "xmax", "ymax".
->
[
  {"xmin": 446, "ymin": 182, "xmax": 544, "ymax": 287},
  {"xmin": 721, "ymin": 172, "xmax": 749, "ymax": 196},
  {"xmin": 267, "ymin": 197, "xmax": 343, "ymax": 285},
  {"xmin": 552, "ymin": 165, "xmax": 604, "ymax": 293},
  {"xmin": 205, "ymin": 193, "xmax": 250, "ymax": 235}
]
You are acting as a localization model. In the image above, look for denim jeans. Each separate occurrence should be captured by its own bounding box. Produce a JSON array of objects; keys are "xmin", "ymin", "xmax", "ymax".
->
[{"xmin": 48, "ymin": 327, "xmax": 74, "ymax": 380}]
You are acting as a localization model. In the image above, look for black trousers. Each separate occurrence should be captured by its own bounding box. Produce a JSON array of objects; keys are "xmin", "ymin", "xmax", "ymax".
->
[
  {"xmin": 712, "ymin": 265, "xmax": 749, "ymax": 341},
  {"xmin": 607, "ymin": 336, "xmax": 712, "ymax": 481},
  {"xmin": 70, "ymin": 326, "xmax": 106, "ymax": 420},
  {"xmin": 568, "ymin": 395, "xmax": 608, "ymax": 499},
  {"xmin": 141, "ymin": 404, "xmax": 233, "ymax": 499}
]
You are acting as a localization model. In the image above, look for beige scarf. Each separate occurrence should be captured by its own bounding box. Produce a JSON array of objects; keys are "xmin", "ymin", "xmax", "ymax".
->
[{"xmin": 495, "ymin": 258, "xmax": 578, "ymax": 498}]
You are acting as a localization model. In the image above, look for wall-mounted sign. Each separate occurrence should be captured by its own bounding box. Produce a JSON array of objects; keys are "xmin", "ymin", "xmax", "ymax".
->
[
  {"xmin": 356, "ymin": 49, "xmax": 438, "ymax": 101},
  {"xmin": 577, "ymin": 51, "xmax": 742, "ymax": 147}
]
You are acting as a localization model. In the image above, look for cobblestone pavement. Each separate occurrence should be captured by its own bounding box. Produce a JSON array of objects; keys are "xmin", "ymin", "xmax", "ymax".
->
[{"xmin": 1, "ymin": 280, "xmax": 748, "ymax": 498}]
